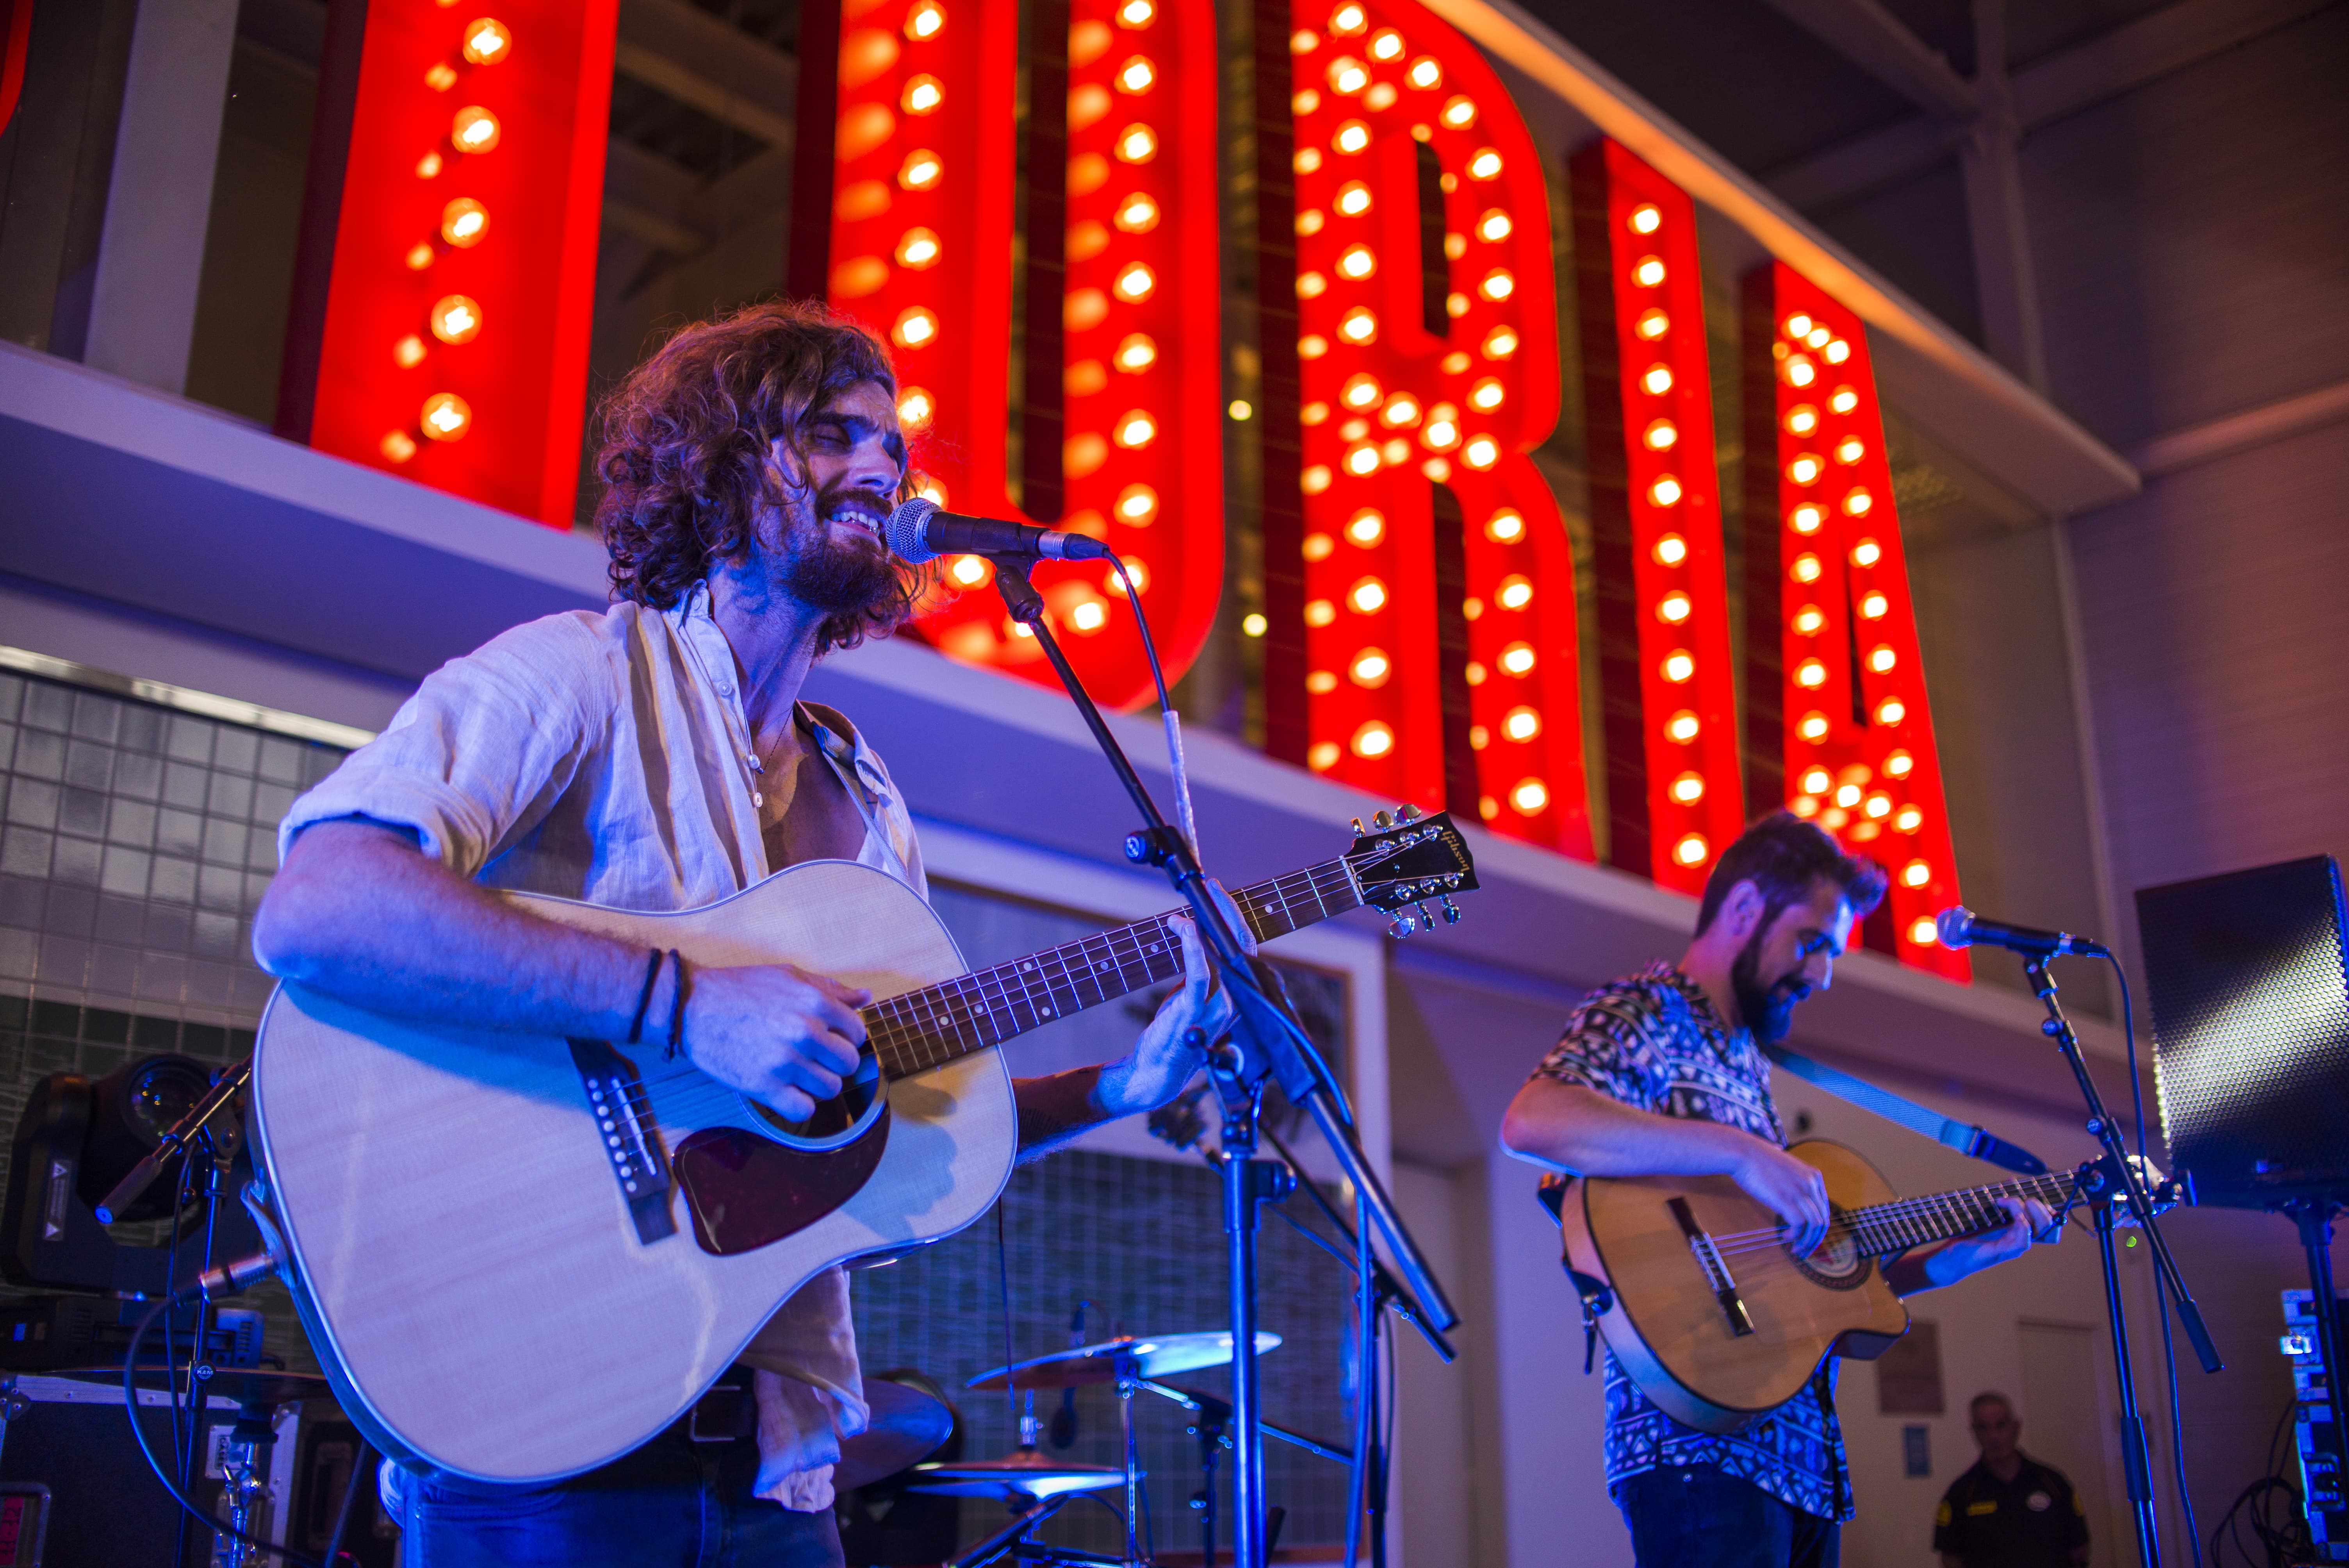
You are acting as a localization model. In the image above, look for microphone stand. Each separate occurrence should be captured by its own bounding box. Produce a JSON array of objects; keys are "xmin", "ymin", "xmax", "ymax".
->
[
  {"xmin": 990, "ymin": 563, "xmax": 1457, "ymax": 1568},
  {"xmin": 2021, "ymin": 957, "xmax": 2221, "ymax": 1568}
]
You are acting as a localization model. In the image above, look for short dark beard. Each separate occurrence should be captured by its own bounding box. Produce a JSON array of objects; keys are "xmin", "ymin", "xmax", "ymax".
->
[{"xmin": 1729, "ymin": 916, "xmax": 1807, "ymax": 1044}]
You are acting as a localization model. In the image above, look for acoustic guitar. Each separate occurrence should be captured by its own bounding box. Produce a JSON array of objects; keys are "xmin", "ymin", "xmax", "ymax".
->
[
  {"xmin": 250, "ymin": 809, "xmax": 1474, "ymax": 1483},
  {"xmin": 1554, "ymin": 1140, "xmax": 2128, "ymax": 1434}
]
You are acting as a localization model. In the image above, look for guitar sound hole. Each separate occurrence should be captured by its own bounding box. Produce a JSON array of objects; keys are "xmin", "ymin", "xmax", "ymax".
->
[
  {"xmin": 747, "ymin": 1045, "xmax": 884, "ymax": 1149},
  {"xmin": 1790, "ymin": 1208, "xmax": 1871, "ymax": 1291}
]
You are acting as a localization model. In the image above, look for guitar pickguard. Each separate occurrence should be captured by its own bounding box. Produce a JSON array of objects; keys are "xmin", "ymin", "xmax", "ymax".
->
[{"xmin": 674, "ymin": 1107, "xmax": 893, "ymax": 1256}]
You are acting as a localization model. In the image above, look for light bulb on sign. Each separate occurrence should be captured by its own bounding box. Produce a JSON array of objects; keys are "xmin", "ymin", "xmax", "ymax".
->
[
  {"xmin": 1795, "ymin": 659, "xmax": 1827, "ymax": 689},
  {"xmin": 416, "ymin": 151, "xmax": 444, "ymax": 179},
  {"xmin": 1406, "ymin": 57, "xmax": 1440, "ymax": 89},
  {"xmin": 1114, "ymin": 410, "xmax": 1157, "ymax": 449},
  {"xmin": 1868, "ymin": 646, "xmax": 1897, "ymax": 673},
  {"xmin": 1369, "ymin": 28, "xmax": 1403, "ymax": 60},
  {"xmin": 1116, "ymin": 483, "xmax": 1158, "ymax": 524},
  {"xmin": 895, "ymin": 227, "xmax": 942, "ymax": 268},
  {"xmin": 1339, "ymin": 307, "xmax": 1377, "ymax": 344},
  {"xmin": 1894, "ymin": 805, "xmax": 1923, "ymax": 832},
  {"xmin": 1348, "ymin": 577, "xmax": 1387, "ymax": 614},
  {"xmin": 1511, "ymin": 779, "xmax": 1549, "ymax": 814},
  {"xmin": 1673, "ymin": 833, "xmax": 1708, "ymax": 867},
  {"xmin": 1118, "ymin": 0, "xmax": 1154, "ymax": 25},
  {"xmin": 1785, "ymin": 406, "xmax": 1818, "ymax": 435},
  {"xmin": 1114, "ymin": 263, "xmax": 1156, "ymax": 302},
  {"xmin": 1657, "ymin": 592, "xmax": 1691, "ymax": 624},
  {"xmin": 1641, "ymin": 365, "xmax": 1673, "ymax": 395},
  {"xmin": 440, "ymin": 198, "xmax": 488, "ymax": 247},
  {"xmin": 1335, "ymin": 181, "xmax": 1372, "ymax": 216},
  {"xmin": 1118, "ymin": 55, "xmax": 1156, "ymax": 93},
  {"xmin": 950, "ymin": 555, "xmax": 990, "ymax": 587},
  {"xmin": 1497, "ymin": 575, "xmax": 1533, "ymax": 610},
  {"xmin": 394, "ymin": 334, "xmax": 428, "ymax": 368},
  {"xmin": 1644, "ymin": 419, "xmax": 1678, "ymax": 451},
  {"xmin": 1652, "ymin": 533, "xmax": 1687, "ymax": 566},
  {"xmin": 1440, "ymin": 96, "xmax": 1476, "ymax": 128},
  {"xmin": 1628, "ymin": 203, "xmax": 1662, "ymax": 235},
  {"xmin": 1469, "ymin": 380, "xmax": 1503, "ymax": 412},
  {"xmin": 1836, "ymin": 436, "xmax": 1865, "ymax": 464},
  {"xmin": 429, "ymin": 294, "xmax": 483, "ymax": 344},
  {"xmin": 899, "ymin": 150, "xmax": 944, "ymax": 190},
  {"xmin": 1499, "ymin": 643, "xmax": 1535, "ymax": 676},
  {"xmin": 1114, "ymin": 193, "xmax": 1160, "ymax": 233},
  {"xmin": 1851, "ymin": 538, "xmax": 1882, "ymax": 567},
  {"xmin": 1632, "ymin": 256, "xmax": 1665, "ymax": 287},
  {"xmin": 1661, "ymin": 651, "xmax": 1696, "ymax": 683},
  {"xmin": 1783, "ymin": 314, "xmax": 1813, "ymax": 339},
  {"xmin": 1476, "ymin": 209, "xmax": 1511, "ymax": 242},
  {"xmin": 1117, "ymin": 125, "xmax": 1158, "ymax": 162},
  {"xmin": 1792, "ymin": 606, "xmax": 1825, "ymax": 635},
  {"xmin": 1486, "ymin": 510, "xmax": 1526, "ymax": 543},
  {"xmin": 1467, "ymin": 148, "xmax": 1502, "ymax": 180},
  {"xmin": 1327, "ymin": 57, "xmax": 1367, "ymax": 94},
  {"xmin": 1346, "ymin": 509, "xmax": 1384, "ymax": 545},
  {"xmin": 1503, "ymin": 706, "xmax": 1540, "ymax": 741},
  {"xmin": 1329, "ymin": 2, "xmax": 1367, "ymax": 35},
  {"xmin": 1797, "ymin": 712, "xmax": 1830, "ymax": 741},
  {"xmin": 1114, "ymin": 334, "xmax": 1157, "ymax": 372},
  {"xmin": 426, "ymin": 62, "xmax": 458, "ymax": 91},
  {"xmin": 1381, "ymin": 394, "xmax": 1422, "ymax": 428},
  {"xmin": 1800, "ymin": 767, "xmax": 1832, "ymax": 795},
  {"xmin": 1338, "ymin": 245, "xmax": 1376, "ymax": 279},
  {"xmin": 1844, "ymin": 489, "xmax": 1873, "ymax": 516},
  {"xmin": 1333, "ymin": 120, "xmax": 1371, "ymax": 154},
  {"xmin": 1666, "ymin": 711, "xmax": 1700, "ymax": 743},
  {"xmin": 1823, "ymin": 339, "xmax": 1851, "ymax": 363},
  {"xmin": 451, "ymin": 106, "xmax": 501, "ymax": 153},
  {"xmin": 1482, "ymin": 326, "xmax": 1519, "ymax": 358},
  {"xmin": 405, "ymin": 242, "xmax": 437, "ymax": 270},
  {"xmin": 462, "ymin": 17, "xmax": 512, "ymax": 63},
  {"xmin": 1830, "ymin": 387, "xmax": 1859, "ymax": 413},
  {"xmin": 1635, "ymin": 308, "xmax": 1668, "ymax": 341},
  {"xmin": 1875, "ymin": 697, "xmax": 1907, "ymax": 725},
  {"xmin": 1648, "ymin": 476, "xmax": 1683, "ymax": 507},
  {"xmin": 1350, "ymin": 649, "xmax": 1391, "ymax": 687},
  {"xmin": 1789, "ymin": 504, "xmax": 1823, "ymax": 534},
  {"xmin": 1352, "ymin": 721, "xmax": 1395, "ymax": 759},
  {"xmin": 420, "ymin": 392, "xmax": 472, "ymax": 441},
  {"xmin": 1669, "ymin": 772, "xmax": 1705, "ymax": 804},
  {"xmin": 380, "ymin": 430, "xmax": 418, "ymax": 463},
  {"xmin": 1910, "ymin": 917, "xmax": 1939, "ymax": 946},
  {"xmin": 1785, "ymin": 356, "xmax": 1816, "ymax": 387},
  {"xmin": 906, "ymin": 0, "xmax": 946, "ymax": 39},
  {"xmin": 903, "ymin": 75, "xmax": 945, "ymax": 113},
  {"xmin": 1859, "ymin": 591, "xmax": 1889, "ymax": 619},
  {"xmin": 892, "ymin": 308, "xmax": 939, "ymax": 349},
  {"xmin": 1242, "ymin": 612, "xmax": 1267, "ymax": 637}
]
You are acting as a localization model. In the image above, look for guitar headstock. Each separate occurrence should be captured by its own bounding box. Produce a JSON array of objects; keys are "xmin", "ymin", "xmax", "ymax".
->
[{"xmin": 1344, "ymin": 805, "xmax": 1479, "ymax": 937}]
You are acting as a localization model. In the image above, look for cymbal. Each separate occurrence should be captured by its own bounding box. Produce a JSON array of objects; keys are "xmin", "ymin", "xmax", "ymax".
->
[
  {"xmin": 904, "ymin": 1448, "xmax": 1126, "ymax": 1500},
  {"xmin": 837, "ymin": 1378, "xmax": 953, "ymax": 1491},
  {"xmin": 966, "ymin": 1331, "xmax": 1282, "ymax": 1392}
]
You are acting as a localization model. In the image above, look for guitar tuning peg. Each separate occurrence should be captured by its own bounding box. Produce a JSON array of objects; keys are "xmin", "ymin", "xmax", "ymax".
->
[
  {"xmin": 1387, "ymin": 911, "xmax": 1419, "ymax": 939},
  {"xmin": 1395, "ymin": 803, "xmax": 1421, "ymax": 823},
  {"xmin": 1414, "ymin": 900, "xmax": 1436, "ymax": 930},
  {"xmin": 1440, "ymin": 895, "xmax": 1462, "ymax": 925},
  {"xmin": 1350, "ymin": 817, "xmax": 1367, "ymax": 836},
  {"xmin": 1373, "ymin": 809, "xmax": 1393, "ymax": 829}
]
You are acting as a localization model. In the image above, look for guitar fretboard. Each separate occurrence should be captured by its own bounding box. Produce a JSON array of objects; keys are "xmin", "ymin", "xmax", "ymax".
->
[
  {"xmin": 1841, "ymin": 1170, "xmax": 2078, "ymax": 1258},
  {"xmin": 861, "ymin": 856, "xmax": 1365, "ymax": 1078}
]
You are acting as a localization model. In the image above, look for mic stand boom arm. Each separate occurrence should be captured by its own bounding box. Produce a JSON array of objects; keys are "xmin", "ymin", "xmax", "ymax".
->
[{"xmin": 990, "ymin": 563, "xmax": 1457, "ymax": 1568}]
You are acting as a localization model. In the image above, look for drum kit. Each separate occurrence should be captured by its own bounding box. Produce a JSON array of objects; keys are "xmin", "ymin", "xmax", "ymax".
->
[{"xmin": 876, "ymin": 1327, "xmax": 1349, "ymax": 1568}]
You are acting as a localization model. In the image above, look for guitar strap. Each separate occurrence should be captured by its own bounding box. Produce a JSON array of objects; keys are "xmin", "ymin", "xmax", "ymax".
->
[{"xmin": 1759, "ymin": 1043, "xmax": 2047, "ymax": 1174}]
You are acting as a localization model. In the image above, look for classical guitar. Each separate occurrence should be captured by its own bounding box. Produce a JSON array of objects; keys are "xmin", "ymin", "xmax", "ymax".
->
[
  {"xmin": 1554, "ymin": 1140, "xmax": 2161, "ymax": 1434},
  {"xmin": 250, "ymin": 809, "xmax": 1475, "ymax": 1483}
]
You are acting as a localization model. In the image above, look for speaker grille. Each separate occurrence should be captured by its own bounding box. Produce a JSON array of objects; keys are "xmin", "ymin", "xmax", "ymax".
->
[{"xmin": 2138, "ymin": 855, "xmax": 2349, "ymax": 1209}]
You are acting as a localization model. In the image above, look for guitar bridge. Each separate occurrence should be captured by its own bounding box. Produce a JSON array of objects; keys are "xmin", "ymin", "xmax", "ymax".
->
[
  {"xmin": 569, "ymin": 1040, "xmax": 677, "ymax": 1245},
  {"xmin": 1668, "ymin": 1197, "xmax": 1754, "ymax": 1338}
]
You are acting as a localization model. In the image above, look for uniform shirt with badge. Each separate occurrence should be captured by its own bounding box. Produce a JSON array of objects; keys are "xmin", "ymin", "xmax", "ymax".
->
[{"xmin": 1932, "ymin": 1453, "xmax": 2090, "ymax": 1568}]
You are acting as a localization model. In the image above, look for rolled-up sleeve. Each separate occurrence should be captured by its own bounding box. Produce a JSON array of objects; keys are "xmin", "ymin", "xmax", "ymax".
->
[{"xmin": 278, "ymin": 615, "xmax": 610, "ymax": 878}]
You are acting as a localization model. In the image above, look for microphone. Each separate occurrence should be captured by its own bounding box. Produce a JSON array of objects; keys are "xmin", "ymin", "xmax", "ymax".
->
[
  {"xmin": 1934, "ymin": 905, "xmax": 2109, "ymax": 959},
  {"xmin": 885, "ymin": 497, "xmax": 1110, "ymax": 564}
]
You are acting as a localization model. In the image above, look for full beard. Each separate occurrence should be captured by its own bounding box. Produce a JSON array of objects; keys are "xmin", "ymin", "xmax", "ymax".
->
[
  {"xmin": 781, "ymin": 504, "xmax": 902, "ymax": 620},
  {"xmin": 1730, "ymin": 927, "xmax": 1806, "ymax": 1044}
]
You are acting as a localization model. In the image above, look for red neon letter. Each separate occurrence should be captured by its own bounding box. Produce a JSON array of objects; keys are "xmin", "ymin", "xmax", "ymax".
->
[
  {"xmin": 301, "ymin": 2, "xmax": 617, "ymax": 528},
  {"xmin": 818, "ymin": 0, "xmax": 1221, "ymax": 710},
  {"xmin": 1285, "ymin": 0, "xmax": 1591, "ymax": 857},
  {"xmin": 1740, "ymin": 261, "xmax": 1968, "ymax": 978},
  {"xmin": 1570, "ymin": 139, "xmax": 1744, "ymax": 893}
]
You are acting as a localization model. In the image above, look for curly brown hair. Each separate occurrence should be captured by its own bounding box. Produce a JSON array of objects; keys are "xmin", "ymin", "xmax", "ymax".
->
[{"xmin": 593, "ymin": 299, "xmax": 920, "ymax": 650}]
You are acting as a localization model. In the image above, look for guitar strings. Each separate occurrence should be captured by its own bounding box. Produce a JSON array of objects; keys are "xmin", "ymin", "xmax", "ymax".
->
[
  {"xmin": 380, "ymin": 858, "xmax": 1371, "ymax": 1140},
  {"xmin": 1697, "ymin": 1172, "xmax": 2079, "ymax": 1260}
]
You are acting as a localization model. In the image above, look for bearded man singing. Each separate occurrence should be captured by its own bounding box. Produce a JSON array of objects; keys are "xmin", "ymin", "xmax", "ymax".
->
[
  {"xmin": 1500, "ymin": 813, "xmax": 2059, "ymax": 1568},
  {"xmin": 252, "ymin": 301, "xmax": 1236, "ymax": 1566}
]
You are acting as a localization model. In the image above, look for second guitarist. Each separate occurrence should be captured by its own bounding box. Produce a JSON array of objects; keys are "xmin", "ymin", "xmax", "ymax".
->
[
  {"xmin": 251, "ymin": 301, "xmax": 1239, "ymax": 1568},
  {"xmin": 1499, "ymin": 813, "xmax": 2058, "ymax": 1568}
]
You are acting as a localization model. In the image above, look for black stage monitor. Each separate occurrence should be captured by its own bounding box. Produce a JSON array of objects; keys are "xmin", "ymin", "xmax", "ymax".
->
[{"xmin": 2137, "ymin": 854, "xmax": 2349, "ymax": 1210}]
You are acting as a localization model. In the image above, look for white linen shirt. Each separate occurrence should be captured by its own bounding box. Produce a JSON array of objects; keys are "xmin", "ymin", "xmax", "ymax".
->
[{"xmin": 278, "ymin": 583, "xmax": 926, "ymax": 1510}]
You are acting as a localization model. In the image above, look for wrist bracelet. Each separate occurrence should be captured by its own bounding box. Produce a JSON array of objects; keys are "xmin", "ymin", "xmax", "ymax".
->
[{"xmin": 626, "ymin": 947, "xmax": 663, "ymax": 1044}]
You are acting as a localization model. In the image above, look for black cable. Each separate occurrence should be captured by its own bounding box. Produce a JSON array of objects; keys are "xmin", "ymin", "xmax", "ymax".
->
[
  {"xmin": 995, "ymin": 1200, "xmax": 1018, "ymax": 1439},
  {"xmin": 122, "ymin": 1294, "xmax": 323, "ymax": 1568},
  {"xmin": 320, "ymin": 1436, "xmax": 372, "ymax": 1568},
  {"xmin": 2106, "ymin": 950, "xmax": 2201, "ymax": 1565}
]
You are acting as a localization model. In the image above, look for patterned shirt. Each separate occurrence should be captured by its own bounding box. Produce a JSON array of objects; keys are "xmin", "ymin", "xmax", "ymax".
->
[{"xmin": 1531, "ymin": 961, "xmax": 1853, "ymax": 1522}]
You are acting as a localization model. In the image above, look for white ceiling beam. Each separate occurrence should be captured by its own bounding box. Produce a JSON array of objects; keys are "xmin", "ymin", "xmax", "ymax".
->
[
  {"xmin": 1760, "ymin": 0, "xmax": 1977, "ymax": 118},
  {"xmin": 1768, "ymin": 0, "xmax": 2332, "ymax": 210}
]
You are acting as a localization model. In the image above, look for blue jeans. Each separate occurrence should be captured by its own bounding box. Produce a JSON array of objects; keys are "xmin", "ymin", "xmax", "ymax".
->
[
  {"xmin": 392, "ymin": 1427, "xmax": 845, "ymax": 1568},
  {"xmin": 1618, "ymin": 1466, "xmax": 1840, "ymax": 1568}
]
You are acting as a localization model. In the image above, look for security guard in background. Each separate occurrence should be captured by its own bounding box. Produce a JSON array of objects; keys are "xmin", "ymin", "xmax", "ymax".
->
[{"xmin": 1934, "ymin": 1392, "xmax": 2091, "ymax": 1568}]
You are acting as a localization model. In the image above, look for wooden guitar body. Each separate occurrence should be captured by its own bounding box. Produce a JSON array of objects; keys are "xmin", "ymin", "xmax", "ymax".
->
[
  {"xmin": 1558, "ymin": 1140, "xmax": 1910, "ymax": 1435},
  {"xmin": 252, "ymin": 859, "xmax": 1012, "ymax": 1484}
]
